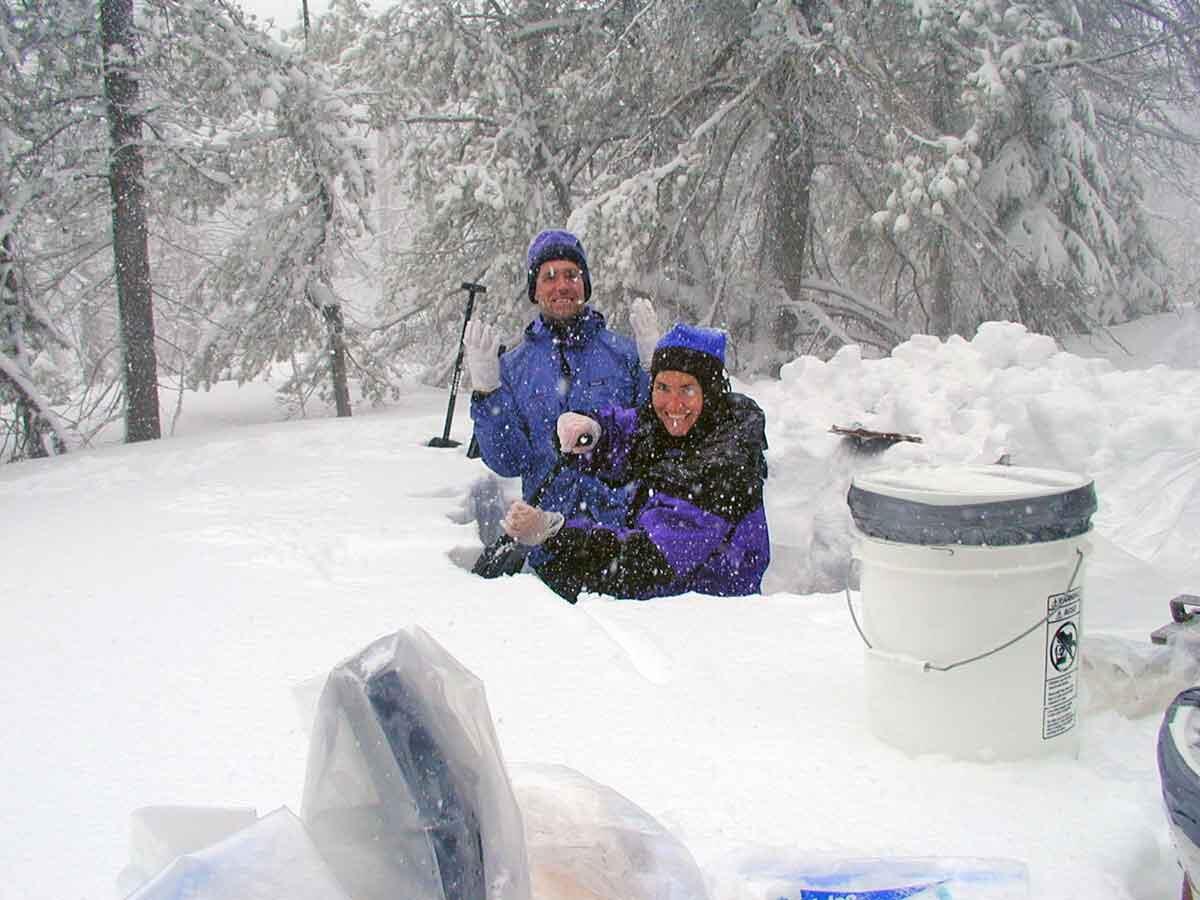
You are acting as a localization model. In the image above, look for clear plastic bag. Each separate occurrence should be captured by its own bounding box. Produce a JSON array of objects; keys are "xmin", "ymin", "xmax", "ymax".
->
[
  {"xmin": 126, "ymin": 807, "xmax": 350, "ymax": 900},
  {"xmin": 510, "ymin": 762, "xmax": 711, "ymax": 900},
  {"xmin": 301, "ymin": 627, "xmax": 531, "ymax": 900}
]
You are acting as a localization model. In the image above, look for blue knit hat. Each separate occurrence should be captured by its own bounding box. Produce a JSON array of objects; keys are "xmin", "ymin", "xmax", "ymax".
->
[
  {"xmin": 651, "ymin": 323, "xmax": 728, "ymax": 399},
  {"xmin": 526, "ymin": 229, "xmax": 591, "ymax": 303}
]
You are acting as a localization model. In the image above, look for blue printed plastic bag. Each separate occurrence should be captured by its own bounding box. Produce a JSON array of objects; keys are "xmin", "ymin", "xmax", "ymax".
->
[{"xmin": 724, "ymin": 853, "xmax": 1029, "ymax": 899}]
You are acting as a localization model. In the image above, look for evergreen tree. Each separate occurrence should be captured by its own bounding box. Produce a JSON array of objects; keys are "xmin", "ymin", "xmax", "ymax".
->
[
  {"xmin": 852, "ymin": 0, "xmax": 1187, "ymax": 338},
  {"xmin": 1, "ymin": 0, "xmax": 112, "ymax": 459},
  {"xmin": 1, "ymin": 0, "xmax": 379, "ymax": 460},
  {"xmin": 137, "ymin": 0, "xmax": 377, "ymax": 412}
]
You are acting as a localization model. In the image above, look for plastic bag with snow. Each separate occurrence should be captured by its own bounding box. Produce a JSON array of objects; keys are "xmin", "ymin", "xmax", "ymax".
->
[
  {"xmin": 117, "ymin": 805, "xmax": 258, "ymax": 894},
  {"xmin": 126, "ymin": 807, "xmax": 351, "ymax": 900},
  {"xmin": 300, "ymin": 627, "xmax": 531, "ymax": 900},
  {"xmin": 722, "ymin": 853, "xmax": 1029, "ymax": 899},
  {"xmin": 509, "ymin": 762, "xmax": 711, "ymax": 900}
]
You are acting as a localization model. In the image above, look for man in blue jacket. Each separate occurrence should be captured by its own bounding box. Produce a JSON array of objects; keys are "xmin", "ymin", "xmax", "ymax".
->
[
  {"xmin": 465, "ymin": 229, "xmax": 654, "ymax": 566},
  {"xmin": 502, "ymin": 323, "xmax": 771, "ymax": 602}
]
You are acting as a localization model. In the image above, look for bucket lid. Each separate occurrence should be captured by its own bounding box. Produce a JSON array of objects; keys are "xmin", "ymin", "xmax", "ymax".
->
[{"xmin": 848, "ymin": 464, "xmax": 1096, "ymax": 546}]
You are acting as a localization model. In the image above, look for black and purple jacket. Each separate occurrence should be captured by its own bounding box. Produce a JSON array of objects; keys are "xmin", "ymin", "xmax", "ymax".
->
[{"xmin": 537, "ymin": 392, "xmax": 770, "ymax": 602}]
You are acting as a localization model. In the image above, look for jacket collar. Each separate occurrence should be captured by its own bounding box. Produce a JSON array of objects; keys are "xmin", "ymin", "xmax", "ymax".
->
[{"xmin": 526, "ymin": 307, "xmax": 606, "ymax": 348}]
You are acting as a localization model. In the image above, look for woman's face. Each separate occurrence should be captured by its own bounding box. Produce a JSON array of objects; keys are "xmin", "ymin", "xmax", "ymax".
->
[{"xmin": 652, "ymin": 370, "xmax": 704, "ymax": 437}]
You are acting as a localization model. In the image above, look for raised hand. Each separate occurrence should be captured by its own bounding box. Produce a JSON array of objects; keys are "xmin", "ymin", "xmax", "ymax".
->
[
  {"xmin": 464, "ymin": 320, "xmax": 501, "ymax": 394},
  {"xmin": 629, "ymin": 297, "xmax": 660, "ymax": 370}
]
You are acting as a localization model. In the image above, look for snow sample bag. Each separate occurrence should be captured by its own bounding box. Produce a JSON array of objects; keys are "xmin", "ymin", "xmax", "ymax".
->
[
  {"xmin": 509, "ymin": 762, "xmax": 711, "ymax": 900},
  {"xmin": 126, "ymin": 807, "xmax": 350, "ymax": 900},
  {"xmin": 117, "ymin": 805, "xmax": 258, "ymax": 893},
  {"xmin": 300, "ymin": 627, "xmax": 531, "ymax": 900}
]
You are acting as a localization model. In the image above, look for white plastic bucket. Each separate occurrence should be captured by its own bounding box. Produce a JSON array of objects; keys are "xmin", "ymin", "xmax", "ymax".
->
[{"xmin": 848, "ymin": 465, "xmax": 1096, "ymax": 761}]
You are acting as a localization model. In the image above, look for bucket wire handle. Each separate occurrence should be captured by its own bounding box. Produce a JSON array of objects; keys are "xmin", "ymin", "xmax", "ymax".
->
[
  {"xmin": 1065, "ymin": 546, "xmax": 1083, "ymax": 592},
  {"xmin": 846, "ymin": 547, "xmax": 1085, "ymax": 672},
  {"xmin": 844, "ymin": 557, "xmax": 873, "ymax": 650}
]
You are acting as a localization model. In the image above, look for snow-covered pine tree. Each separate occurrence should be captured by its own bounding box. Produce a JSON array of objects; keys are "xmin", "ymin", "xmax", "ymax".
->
[
  {"xmin": 1, "ymin": 0, "xmax": 381, "ymax": 459},
  {"xmin": 331, "ymin": 0, "xmax": 909, "ymax": 377},
  {"xmin": 852, "ymin": 0, "xmax": 1189, "ymax": 340},
  {"xmin": 204, "ymin": 0, "xmax": 1200, "ymax": 374},
  {"xmin": 333, "ymin": 0, "xmax": 607, "ymax": 380},
  {"xmin": 1, "ymin": 0, "xmax": 118, "ymax": 459},
  {"xmin": 137, "ymin": 0, "xmax": 378, "ymax": 414}
]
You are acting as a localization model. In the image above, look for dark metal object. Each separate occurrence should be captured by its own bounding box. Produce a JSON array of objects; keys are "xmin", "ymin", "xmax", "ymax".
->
[
  {"xmin": 1151, "ymin": 595, "xmax": 1200, "ymax": 645},
  {"xmin": 831, "ymin": 424, "xmax": 923, "ymax": 455},
  {"xmin": 429, "ymin": 282, "xmax": 487, "ymax": 448}
]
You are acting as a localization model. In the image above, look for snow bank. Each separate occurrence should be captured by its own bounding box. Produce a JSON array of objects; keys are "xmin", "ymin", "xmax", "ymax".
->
[{"xmin": 759, "ymin": 321, "xmax": 1200, "ymax": 606}]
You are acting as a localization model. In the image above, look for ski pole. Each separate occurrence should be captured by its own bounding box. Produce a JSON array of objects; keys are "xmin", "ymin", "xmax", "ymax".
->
[{"xmin": 429, "ymin": 281, "xmax": 487, "ymax": 448}]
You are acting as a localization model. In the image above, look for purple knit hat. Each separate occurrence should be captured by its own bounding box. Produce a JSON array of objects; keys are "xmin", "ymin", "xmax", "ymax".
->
[
  {"xmin": 650, "ymin": 323, "xmax": 728, "ymax": 399},
  {"xmin": 526, "ymin": 229, "xmax": 592, "ymax": 303}
]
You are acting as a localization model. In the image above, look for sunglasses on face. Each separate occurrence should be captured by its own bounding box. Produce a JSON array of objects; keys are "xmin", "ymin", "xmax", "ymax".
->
[{"xmin": 539, "ymin": 266, "xmax": 583, "ymax": 285}]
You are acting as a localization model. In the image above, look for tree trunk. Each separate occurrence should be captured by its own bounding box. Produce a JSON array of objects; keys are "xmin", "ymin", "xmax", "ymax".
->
[
  {"xmin": 312, "ymin": 178, "xmax": 351, "ymax": 418},
  {"xmin": 767, "ymin": 119, "xmax": 815, "ymax": 304},
  {"xmin": 100, "ymin": 0, "xmax": 161, "ymax": 443},
  {"xmin": 323, "ymin": 304, "xmax": 352, "ymax": 418},
  {"xmin": 759, "ymin": 0, "xmax": 820, "ymax": 358},
  {"xmin": 928, "ymin": 54, "xmax": 956, "ymax": 338},
  {"xmin": 929, "ymin": 233, "xmax": 952, "ymax": 338},
  {"xmin": 764, "ymin": 61, "xmax": 817, "ymax": 356}
]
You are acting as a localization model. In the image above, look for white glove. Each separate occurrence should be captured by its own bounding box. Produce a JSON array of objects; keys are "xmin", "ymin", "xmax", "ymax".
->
[
  {"xmin": 502, "ymin": 500, "xmax": 565, "ymax": 546},
  {"xmin": 464, "ymin": 319, "xmax": 501, "ymax": 394},
  {"xmin": 629, "ymin": 297, "xmax": 660, "ymax": 370},
  {"xmin": 557, "ymin": 412, "xmax": 601, "ymax": 453}
]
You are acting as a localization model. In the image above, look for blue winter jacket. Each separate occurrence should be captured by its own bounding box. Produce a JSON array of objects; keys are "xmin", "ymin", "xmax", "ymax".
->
[
  {"xmin": 536, "ymin": 392, "xmax": 770, "ymax": 601},
  {"xmin": 470, "ymin": 309, "xmax": 649, "ymax": 554}
]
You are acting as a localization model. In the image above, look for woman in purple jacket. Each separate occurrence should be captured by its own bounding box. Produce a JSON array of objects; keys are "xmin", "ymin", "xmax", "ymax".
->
[{"xmin": 502, "ymin": 323, "xmax": 770, "ymax": 602}]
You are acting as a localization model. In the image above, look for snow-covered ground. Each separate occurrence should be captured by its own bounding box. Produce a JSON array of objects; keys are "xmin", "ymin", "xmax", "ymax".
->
[{"xmin": 4, "ymin": 309, "xmax": 1200, "ymax": 900}]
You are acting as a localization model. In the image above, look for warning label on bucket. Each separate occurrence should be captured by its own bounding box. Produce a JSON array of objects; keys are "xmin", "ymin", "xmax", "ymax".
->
[{"xmin": 1043, "ymin": 588, "xmax": 1081, "ymax": 739}]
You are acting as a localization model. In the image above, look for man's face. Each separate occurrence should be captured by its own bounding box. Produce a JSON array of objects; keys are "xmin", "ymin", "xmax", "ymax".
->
[
  {"xmin": 652, "ymin": 370, "xmax": 704, "ymax": 437},
  {"xmin": 534, "ymin": 258, "xmax": 586, "ymax": 321}
]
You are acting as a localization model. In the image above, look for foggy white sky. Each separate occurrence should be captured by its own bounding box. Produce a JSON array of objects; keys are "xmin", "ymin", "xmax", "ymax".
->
[{"xmin": 238, "ymin": 0, "xmax": 304, "ymax": 28}]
